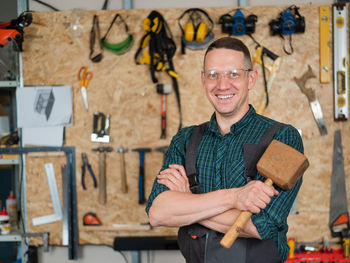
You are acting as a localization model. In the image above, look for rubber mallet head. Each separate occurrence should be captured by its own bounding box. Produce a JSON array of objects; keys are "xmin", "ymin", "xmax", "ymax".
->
[{"xmin": 257, "ymin": 140, "xmax": 309, "ymax": 190}]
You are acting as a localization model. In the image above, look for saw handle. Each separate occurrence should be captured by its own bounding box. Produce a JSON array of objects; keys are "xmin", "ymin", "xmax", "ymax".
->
[{"xmin": 220, "ymin": 178, "xmax": 273, "ymax": 248}]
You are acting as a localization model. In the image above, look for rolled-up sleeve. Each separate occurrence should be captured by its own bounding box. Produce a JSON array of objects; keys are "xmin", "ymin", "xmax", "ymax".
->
[{"xmin": 145, "ymin": 127, "xmax": 193, "ymax": 214}]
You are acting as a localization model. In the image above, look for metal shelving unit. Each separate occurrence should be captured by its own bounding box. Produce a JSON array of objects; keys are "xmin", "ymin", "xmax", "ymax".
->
[
  {"xmin": 0, "ymin": 1, "xmax": 28, "ymax": 262},
  {"xmin": 0, "ymin": 158, "xmax": 19, "ymax": 165},
  {"xmin": 0, "ymin": 231, "xmax": 22, "ymax": 242}
]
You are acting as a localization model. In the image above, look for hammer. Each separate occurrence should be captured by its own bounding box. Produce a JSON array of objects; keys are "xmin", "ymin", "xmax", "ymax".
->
[
  {"xmin": 156, "ymin": 84, "xmax": 172, "ymax": 139},
  {"xmin": 92, "ymin": 146, "xmax": 113, "ymax": 205},
  {"xmin": 220, "ymin": 140, "xmax": 309, "ymax": 248},
  {"xmin": 132, "ymin": 148, "xmax": 151, "ymax": 204},
  {"xmin": 155, "ymin": 146, "xmax": 169, "ymax": 163},
  {"xmin": 116, "ymin": 147, "xmax": 128, "ymax": 194}
]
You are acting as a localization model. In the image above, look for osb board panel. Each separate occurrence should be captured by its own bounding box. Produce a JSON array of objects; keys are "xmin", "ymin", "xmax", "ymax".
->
[{"xmin": 22, "ymin": 4, "xmax": 350, "ymax": 246}]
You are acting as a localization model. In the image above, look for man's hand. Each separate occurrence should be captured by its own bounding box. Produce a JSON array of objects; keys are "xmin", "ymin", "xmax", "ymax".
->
[
  {"xmin": 232, "ymin": 180, "xmax": 279, "ymax": 214},
  {"xmin": 157, "ymin": 164, "xmax": 191, "ymax": 193}
]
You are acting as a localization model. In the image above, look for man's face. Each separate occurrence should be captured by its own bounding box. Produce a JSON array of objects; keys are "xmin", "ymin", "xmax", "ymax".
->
[{"xmin": 201, "ymin": 48, "xmax": 257, "ymax": 119}]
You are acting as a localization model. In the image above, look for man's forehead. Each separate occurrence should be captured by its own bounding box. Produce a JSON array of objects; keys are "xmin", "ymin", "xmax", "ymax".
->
[{"xmin": 204, "ymin": 48, "xmax": 245, "ymax": 66}]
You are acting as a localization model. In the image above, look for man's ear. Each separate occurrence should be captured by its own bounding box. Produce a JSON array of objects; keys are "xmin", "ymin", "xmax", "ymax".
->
[
  {"xmin": 248, "ymin": 69, "xmax": 258, "ymax": 91},
  {"xmin": 201, "ymin": 71, "xmax": 205, "ymax": 86}
]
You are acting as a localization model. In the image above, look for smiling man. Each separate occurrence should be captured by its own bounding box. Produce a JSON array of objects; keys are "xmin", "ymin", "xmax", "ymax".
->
[{"xmin": 146, "ymin": 37, "xmax": 303, "ymax": 263}]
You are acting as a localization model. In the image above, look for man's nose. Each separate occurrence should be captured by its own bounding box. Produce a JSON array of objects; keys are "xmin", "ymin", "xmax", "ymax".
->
[{"xmin": 217, "ymin": 73, "xmax": 230, "ymax": 88}]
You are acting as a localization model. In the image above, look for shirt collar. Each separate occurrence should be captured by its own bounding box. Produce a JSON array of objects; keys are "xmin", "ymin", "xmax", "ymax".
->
[{"xmin": 207, "ymin": 105, "xmax": 256, "ymax": 136}]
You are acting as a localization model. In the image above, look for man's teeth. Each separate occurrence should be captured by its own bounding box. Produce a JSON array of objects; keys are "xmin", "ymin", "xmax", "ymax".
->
[{"xmin": 217, "ymin": 94, "xmax": 233, "ymax": 99}]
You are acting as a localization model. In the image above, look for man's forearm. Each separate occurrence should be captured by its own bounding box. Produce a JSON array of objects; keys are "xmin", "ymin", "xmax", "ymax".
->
[
  {"xmin": 198, "ymin": 209, "xmax": 261, "ymax": 239},
  {"xmin": 149, "ymin": 189, "xmax": 235, "ymax": 227}
]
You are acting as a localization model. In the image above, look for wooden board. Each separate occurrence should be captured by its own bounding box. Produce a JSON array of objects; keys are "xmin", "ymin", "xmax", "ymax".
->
[{"xmin": 22, "ymin": 4, "xmax": 350, "ymax": 247}]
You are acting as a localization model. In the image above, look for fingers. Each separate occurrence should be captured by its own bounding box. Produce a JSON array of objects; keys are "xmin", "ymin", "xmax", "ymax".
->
[
  {"xmin": 157, "ymin": 164, "xmax": 190, "ymax": 193},
  {"xmin": 235, "ymin": 180, "xmax": 279, "ymax": 213},
  {"xmin": 159, "ymin": 166, "xmax": 188, "ymax": 185}
]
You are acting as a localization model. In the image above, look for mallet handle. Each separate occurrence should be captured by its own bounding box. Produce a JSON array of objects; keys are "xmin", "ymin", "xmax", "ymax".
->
[{"xmin": 220, "ymin": 178, "xmax": 273, "ymax": 248}]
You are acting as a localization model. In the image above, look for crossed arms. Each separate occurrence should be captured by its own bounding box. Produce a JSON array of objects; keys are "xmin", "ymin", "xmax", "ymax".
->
[{"xmin": 148, "ymin": 164, "xmax": 278, "ymax": 239}]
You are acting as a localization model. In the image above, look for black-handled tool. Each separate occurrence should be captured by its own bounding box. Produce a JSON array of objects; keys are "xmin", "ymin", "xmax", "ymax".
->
[
  {"xmin": 91, "ymin": 112, "xmax": 111, "ymax": 143},
  {"xmin": 132, "ymin": 148, "xmax": 151, "ymax": 204},
  {"xmin": 81, "ymin": 153, "xmax": 97, "ymax": 190}
]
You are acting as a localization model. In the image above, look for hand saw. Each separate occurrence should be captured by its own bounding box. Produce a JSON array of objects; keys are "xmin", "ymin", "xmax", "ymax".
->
[{"xmin": 329, "ymin": 130, "xmax": 350, "ymax": 258}]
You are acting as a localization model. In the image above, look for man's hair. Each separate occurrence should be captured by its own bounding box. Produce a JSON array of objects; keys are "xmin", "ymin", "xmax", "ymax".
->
[{"xmin": 204, "ymin": 37, "xmax": 252, "ymax": 69}]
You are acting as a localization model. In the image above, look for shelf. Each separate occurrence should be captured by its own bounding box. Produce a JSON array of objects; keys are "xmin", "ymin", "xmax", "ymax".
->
[
  {"xmin": 0, "ymin": 81, "xmax": 18, "ymax": 88},
  {"xmin": 0, "ymin": 231, "xmax": 22, "ymax": 242},
  {"xmin": 0, "ymin": 158, "xmax": 19, "ymax": 165}
]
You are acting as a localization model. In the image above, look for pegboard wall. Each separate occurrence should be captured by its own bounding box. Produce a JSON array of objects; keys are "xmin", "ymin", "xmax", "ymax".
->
[{"xmin": 21, "ymin": 4, "xmax": 350, "ymax": 247}]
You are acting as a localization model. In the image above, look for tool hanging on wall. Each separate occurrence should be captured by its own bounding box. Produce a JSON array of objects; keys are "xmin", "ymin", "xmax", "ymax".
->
[
  {"xmin": 0, "ymin": 12, "xmax": 32, "ymax": 51},
  {"xmin": 78, "ymin": 66, "xmax": 93, "ymax": 111},
  {"xmin": 132, "ymin": 148, "xmax": 151, "ymax": 204},
  {"xmin": 333, "ymin": 4, "xmax": 348, "ymax": 121},
  {"xmin": 91, "ymin": 112, "xmax": 111, "ymax": 143},
  {"xmin": 92, "ymin": 147, "xmax": 113, "ymax": 205},
  {"xmin": 101, "ymin": 13, "xmax": 134, "ymax": 55},
  {"xmin": 116, "ymin": 147, "xmax": 128, "ymax": 194},
  {"xmin": 269, "ymin": 5, "xmax": 305, "ymax": 55},
  {"xmin": 83, "ymin": 212, "xmax": 101, "ymax": 226},
  {"xmin": 329, "ymin": 130, "xmax": 350, "ymax": 259},
  {"xmin": 319, "ymin": 6, "xmax": 331, "ymax": 83},
  {"xmin": 32, "ymin": 163, "xmax": 63, "ymax": 226},
  {"xmin": 249, "ymin": 35, "xmax": 281, "ymax": 115},
  {"xmin": 81, "ymin": 153, "xmax": 97, "ymax": 190},
  {"xmin": 177, "ymin": 8, "xmax": 215, "ymax": 54},
  {"xmin": 294, "ymin": 65, "xmax": 327, "ymax": 136},
  {"xmin": 135, "ymin": 10, "xmax": 182, "ymax": 131},
  {"xmin": 89, "ymin": 15, "xmax": 103, "ymax": 63},
  {"xmin": 218, "ymin": 9, "xmax": 257, "ymax": 36},
  {"xmin": 155, "ymin": 146, "xmax": 168, "ymax": 163},
  {"xmin": 156, "ymin": 84, "xmax": 172, "ymax": 139}
]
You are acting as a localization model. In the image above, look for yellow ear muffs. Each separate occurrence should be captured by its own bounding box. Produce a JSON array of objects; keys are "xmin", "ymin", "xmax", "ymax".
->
[
  {"xmin": 184, "ymin": 22, "xmax": 195, "ymax": 42},
  {"xmin": 196, "ymin": 22, "xmax": 208, "ymax": 42}
]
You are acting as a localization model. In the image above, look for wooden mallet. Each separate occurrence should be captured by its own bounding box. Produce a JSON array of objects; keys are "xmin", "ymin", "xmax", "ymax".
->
[{"xmin": 220, "ymin": 140, "xmax": 309, "ymax": 248}]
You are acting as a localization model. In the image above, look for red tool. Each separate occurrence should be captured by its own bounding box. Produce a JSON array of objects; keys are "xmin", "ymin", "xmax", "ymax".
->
[
  {"xmin": 156, "ymin": 84, "xmax": 172, "ymax": 139},
  {"xmin": 83, "ymin": 212, "xmax": 101, "ymax": 226},
  {"xmin": 0, "ymin": 12, "xmax": 32, "ymax": 50}
]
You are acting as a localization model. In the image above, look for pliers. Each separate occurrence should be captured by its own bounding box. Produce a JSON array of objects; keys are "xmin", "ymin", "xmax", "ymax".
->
[{"xmin": 81, "ymin": 152, "xmax": 97, "ymax": 190}]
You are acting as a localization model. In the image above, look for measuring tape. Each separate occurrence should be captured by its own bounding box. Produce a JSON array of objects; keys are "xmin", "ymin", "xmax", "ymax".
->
[
  {"xmin": 333, "ymin": 4, "xmax": 348, "ymax": 120},
  {"xmin": 319, "ymin": 6, "xmax": 330, "ymax": 83}
]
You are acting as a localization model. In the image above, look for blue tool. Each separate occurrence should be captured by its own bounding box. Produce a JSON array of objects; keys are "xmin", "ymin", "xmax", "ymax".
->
[
  {"xmin": 132, "ymin": 148, "xmax": 151, "ymax": 204},
  {"xmin": 81, "ymin": 153, "xmax": 97, "ymax": 190}
]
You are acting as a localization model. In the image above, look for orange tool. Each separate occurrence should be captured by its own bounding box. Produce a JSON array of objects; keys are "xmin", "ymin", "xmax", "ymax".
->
[{"xmin": 78, "ymin": 66, "xmax": 93, "ymax": 111}]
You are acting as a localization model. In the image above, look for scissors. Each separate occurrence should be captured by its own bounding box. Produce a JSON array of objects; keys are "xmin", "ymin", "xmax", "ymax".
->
[{"xmin": 78, "ymin": 66, "xmax": 93, "ymax": 111}]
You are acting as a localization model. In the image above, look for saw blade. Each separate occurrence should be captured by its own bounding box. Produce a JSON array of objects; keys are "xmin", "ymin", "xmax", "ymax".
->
[{"xmin": 329, "ymin": 130, "xmax": 349, "ymax": 237}]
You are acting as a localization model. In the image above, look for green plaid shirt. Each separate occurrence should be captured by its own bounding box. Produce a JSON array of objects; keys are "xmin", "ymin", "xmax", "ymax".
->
[{"xmin": 146, "ymin": 105, "xmax": 303, "ymax": 261}]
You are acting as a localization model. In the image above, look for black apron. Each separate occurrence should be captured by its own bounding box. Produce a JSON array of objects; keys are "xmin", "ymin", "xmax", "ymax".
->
[{"xmin": 178, "ymin": 224, "xmax": 282, "ymax": 263}]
